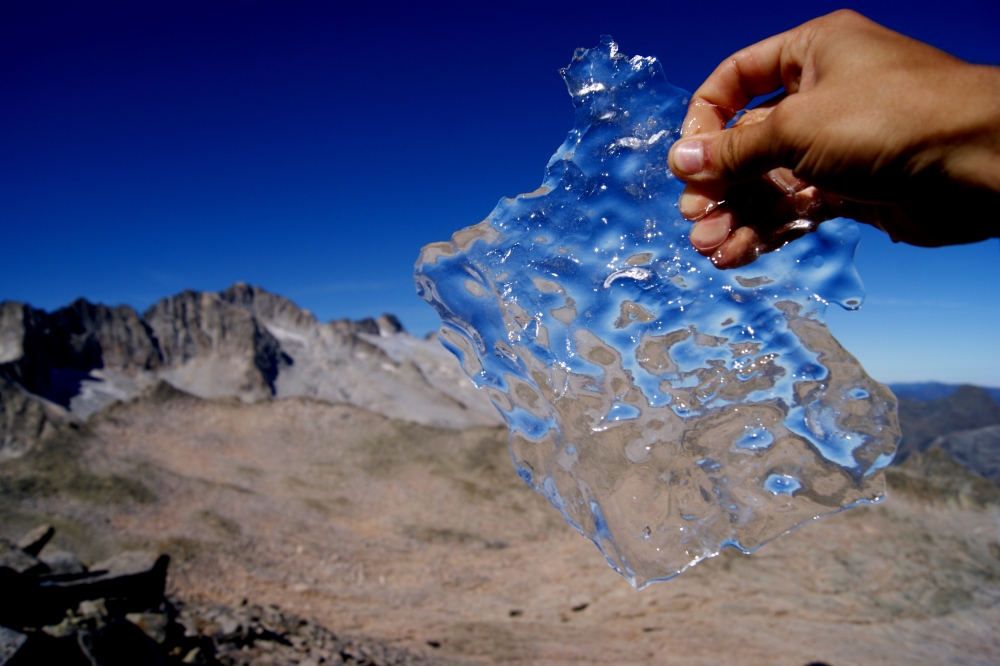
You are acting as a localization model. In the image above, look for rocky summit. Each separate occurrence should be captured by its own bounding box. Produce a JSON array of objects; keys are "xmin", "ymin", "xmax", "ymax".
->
[{"xmin": 0, "ymin": 284, "xmax": 499, "ymax": 461}]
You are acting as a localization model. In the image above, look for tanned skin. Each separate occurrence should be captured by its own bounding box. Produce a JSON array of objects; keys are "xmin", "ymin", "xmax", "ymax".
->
[{"xmin": 667, "ymin": 10, "xmax": 1000, "ymax": 269}]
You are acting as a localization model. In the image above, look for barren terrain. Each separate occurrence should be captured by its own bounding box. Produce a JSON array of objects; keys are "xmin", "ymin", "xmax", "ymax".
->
[{"xmin": 3, "ymin": 384, "xmax": 999, "ymax": 665}]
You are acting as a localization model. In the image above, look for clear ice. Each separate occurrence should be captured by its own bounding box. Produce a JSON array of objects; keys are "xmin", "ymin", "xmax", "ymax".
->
[{"xmin": 414, "ymin": 37, "xmax": 900, "ymax": 588}]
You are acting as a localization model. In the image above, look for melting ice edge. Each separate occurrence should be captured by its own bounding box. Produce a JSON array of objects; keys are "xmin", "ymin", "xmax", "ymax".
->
[{"xmin": 415, "ymin": 37, "xmax": 900, "ymax": 588}]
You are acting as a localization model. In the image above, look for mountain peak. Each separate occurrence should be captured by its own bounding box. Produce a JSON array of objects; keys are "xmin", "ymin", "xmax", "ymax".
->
[{"xmin": 0, "ymin": 286, "xmax": 500, "ymax": 460}]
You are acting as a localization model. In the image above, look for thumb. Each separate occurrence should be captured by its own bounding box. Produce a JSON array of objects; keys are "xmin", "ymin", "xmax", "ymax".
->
[{"xmin": 668, "ymin": 116, "xmax": 784, "ymax": 185}]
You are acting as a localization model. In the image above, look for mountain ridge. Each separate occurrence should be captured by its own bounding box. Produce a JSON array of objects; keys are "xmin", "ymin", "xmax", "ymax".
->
[
  {"xmin": 4, "ymin": 285, "xmax": 1000, "ymax": 482},
  {"xmin": 889, "ymin": 381, "xmax": 1000, "ymax": 403},
  {"xmin": 0, "ymin": 283, "xmax": 500, "ymax": 460}
]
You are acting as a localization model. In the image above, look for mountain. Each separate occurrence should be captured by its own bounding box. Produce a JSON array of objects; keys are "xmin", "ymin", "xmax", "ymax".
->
[
  {"xmin": 0, "ymin": 284, "xmax": 500, "ymax": 459},
  {"xmin": 3, "ymin": 288, "xmax": 1000, "ymax": 664},
  {"xmin": 5, "ymin": 284, "xmax": 1000, "ymax": 480},
  {"xmin": 894, "ymin": 385, "xmax": 1000, "ymax": 463},
  {"xmin": 889, "ymin": 381, "xmax": 1000, "ymax": 403},
  {"xmin": 927, "ymin": 424, "xmax": 1000, "ymax": 485}
]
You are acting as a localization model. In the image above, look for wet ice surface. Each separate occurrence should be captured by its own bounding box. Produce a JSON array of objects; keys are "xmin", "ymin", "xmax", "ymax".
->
[{"xmin": 414, "ymin": 37, "xmax": 900, "ymax": 588}]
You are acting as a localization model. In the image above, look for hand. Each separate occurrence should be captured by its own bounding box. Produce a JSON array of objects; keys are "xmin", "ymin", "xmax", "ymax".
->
[{"xmin": 667, "ymin": 10, "xmax": 1000, "ymax": 269}]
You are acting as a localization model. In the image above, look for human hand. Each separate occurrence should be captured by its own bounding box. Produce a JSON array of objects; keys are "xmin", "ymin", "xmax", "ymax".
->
[{"xmin": 667, "ymin": 10, "xmax": 1000, "ymax": 269}]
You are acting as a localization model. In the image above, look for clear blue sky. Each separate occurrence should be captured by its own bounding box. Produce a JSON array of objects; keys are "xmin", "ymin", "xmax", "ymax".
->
[{"xmin": 2, "ymin": 1, "xmax": 998, "ymax": 386}]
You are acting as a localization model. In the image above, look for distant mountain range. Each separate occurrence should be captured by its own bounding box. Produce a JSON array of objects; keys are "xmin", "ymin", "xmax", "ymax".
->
[
  {"xmin": 0, "ymin": 283, "xmax": 501, "ymax": 460},
  {"xmin": 2, "ymin": 284, "xmax": 998, "ymax": 484},
  {"xmin": 889, "ymin": 382, "xmax": 1000, "ymax": 403}
]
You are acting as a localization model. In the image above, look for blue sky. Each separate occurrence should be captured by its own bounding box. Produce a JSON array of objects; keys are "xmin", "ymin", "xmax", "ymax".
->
[{"xmin": 2, "ymin": 1, "xmax": 998, "ymax": 386}]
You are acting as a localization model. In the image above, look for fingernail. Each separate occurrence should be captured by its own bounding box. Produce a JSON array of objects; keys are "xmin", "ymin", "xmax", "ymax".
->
[
  {"xmin": 678, "ymin": 192, "xmax": 717, "ymax": 220},
  {"xmin": 672, "ymin": 140, "xmax": 704, "ymax": 176},
  {"xmin": 690, "ymin": 212, "xmax": 732, "ymax": 251}
]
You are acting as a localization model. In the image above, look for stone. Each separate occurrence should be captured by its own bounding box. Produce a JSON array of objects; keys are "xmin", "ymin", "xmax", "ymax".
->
[
  {"xmin": 0, "ymin": 627, "xmax": 27, "ymax": 666},
  {"xmin": 23, "ymin": 553, "xmax": 169, "ymax": 628},
  {"xmin": 41, "ymin": 617, "xmax": 78, "ymax": 639},
  {"xmin": 77, "ymin": 598, "xmax": 109, "ymax": 622},
  {"xmin": 16, "ymin": 524, "xmax": 54, "ymax": 556},
  {"xmin": 125, "ymin": 613, "xmax": 168, "ymax": 644},
  {"xmin": 78, "ymin": 618, "xmax": 166, "ymax": 666},
  {"xmin": 39, "ymin": 550, "xmax": 87, "ymax": 576},
  {"xmin": 0, "ymin": 538, "xmax": 48, "ymax": 576}
]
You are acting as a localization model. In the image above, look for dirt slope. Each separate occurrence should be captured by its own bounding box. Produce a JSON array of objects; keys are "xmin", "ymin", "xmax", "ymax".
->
[{"xmin": 2, "ymin": 386, "xmax": 999, "ymax": 665}]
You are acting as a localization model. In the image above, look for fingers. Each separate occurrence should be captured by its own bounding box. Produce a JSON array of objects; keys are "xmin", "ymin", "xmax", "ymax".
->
[
  {"xmin": 678, "ymin": 184, "xmax": 723, "ymax": 220},
  {"xmin": 679, "ymin": 30, "xmax": 795, "ymax": 140},
  {"xmin": 689, "ymin": 211, "xmax": 733, "ymax": 253},
  {"xmin": 683, "ymin": 170, "xmax": 837, "ymax": 269},
  {"xmin": 710, "ymin": 227, "xmax": 764, "ymax": 269},
  {"xmin": 669, "ymin": 116, "xmax": 784, "ymax": 185}
]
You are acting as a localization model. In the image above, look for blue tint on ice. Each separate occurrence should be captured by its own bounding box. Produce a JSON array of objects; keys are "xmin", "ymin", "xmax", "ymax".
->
[
  {"xmin": 764, "ymin": 474, "xmax": 803, "ymax": 496},
  {"xmin": 736, "ymin": 427, "xmax": 775, "ymax": 450},
  {"xmin": 606, "ymin": 402, "xmax": 640, "ymax": 421},
  {"xmin": 415, "ymin": 37, "xmax": 900, "ymax": 587}
]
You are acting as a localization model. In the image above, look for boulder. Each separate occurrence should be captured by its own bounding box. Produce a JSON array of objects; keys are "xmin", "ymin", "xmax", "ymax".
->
[
  {"xmin": 15, "ymin": 524, "xmax": 54, "ymax": 557},
  {"xmin": 78, "ymin": 618, "xmax": 166, "ymax": 666},
  {"xmin": 39, "ymin": 551, "xmax": 87, "ymax": 576},
  {"xmin": 0, "ymin": 539, "xmax": 48, "ymax": 576},
  {"xmin": 0, "ymin": 626, "xmax": 27, "ymax": 666}
]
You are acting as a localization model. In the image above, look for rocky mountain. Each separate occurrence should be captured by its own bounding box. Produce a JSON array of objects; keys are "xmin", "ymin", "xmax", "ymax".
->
[
  {"xmin": 927, "ymin": 424, "xmax": 1000, "ymax": 485},
  {"xmin": 889, "ymin": 381, "xmax": 1000, "ymax": 403},
  {"xmin": 894, "ymin": 385, "xmax": 1000, "ymax": 462},
  {"xmin": 0, "ymin": 284, "xmax": 500, "ymax": 460},
  {"xmin": 5, "ymin": 284, "xmax": 1000, "ymax": 485}
]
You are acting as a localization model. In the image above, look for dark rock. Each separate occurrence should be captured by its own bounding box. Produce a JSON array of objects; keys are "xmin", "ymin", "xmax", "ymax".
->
[
  {"xmin": 39, "ymin": 551, "xmax": 88, "ymax": 576},
  {"xmin": 2, "ymin": 523, "xmax": 441, "ymax": 666},
  {"xmin": 124, "ymin": 612, "xmax": 168, "ymax": 644},
  {"xmin": 16, "ymin": 524, "xmax": 54, "ymax": 556},
  {"xmin": 336, "ymin": 317, "xmax": 381, "ymax": 337},
  {"xmin": 173, "ymin": 597, "xmax": 441, "ymax": 666},
  {"xmin": 0, "ymin": 299, "xmax": 161, "ymax": 406},
  {"xmin": 142, "ymin": 290, "xmax": 286, "ymax": 399},
  {"xmin": 0, "ymin": 627, "xmax": 27, "ymax": 666},
  {"xmin": 4, "ymin": 633, "xmax": 92, "ymax": 666},
  {"xmin": 0, "ymin": 538, "xmax": 49, "ymax": 576},
  {"xmin": 61, "ymin": 552, "xmax": 169, "ymax": 608},
  {"xmin": 218, "ymin": 283, "xmax": 318, "ymax": 330},
  {"xmin": 78, "ymin": 618, "xmax": 166, "ymax": 666},
  {"xmin": 25, "ymin": 553, "xmax": 169, "ymax": 628}
]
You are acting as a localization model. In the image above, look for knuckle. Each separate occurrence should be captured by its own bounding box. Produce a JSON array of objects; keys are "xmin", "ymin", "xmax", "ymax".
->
[
  {"xmin": 766, "ymin": 102, "xmax": 803, "ymax": 157},
  {"xmin": 820, "ymin": 8, "xmax": 864, "ymax": 29},
  {"xmin": 716, "ymin": 128, "xmax": 750, "ymax": 181}
]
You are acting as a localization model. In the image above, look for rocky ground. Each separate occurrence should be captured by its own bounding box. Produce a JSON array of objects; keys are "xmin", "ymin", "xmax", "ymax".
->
[{"xmin": 3, "ymin": 382, "xmax": 1000, "ymax": 665}]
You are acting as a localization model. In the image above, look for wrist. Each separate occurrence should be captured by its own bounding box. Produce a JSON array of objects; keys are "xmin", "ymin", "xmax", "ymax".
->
[{"xmin": 939, "ymin": 65, "xmax": 1000, "ymax": 195}]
